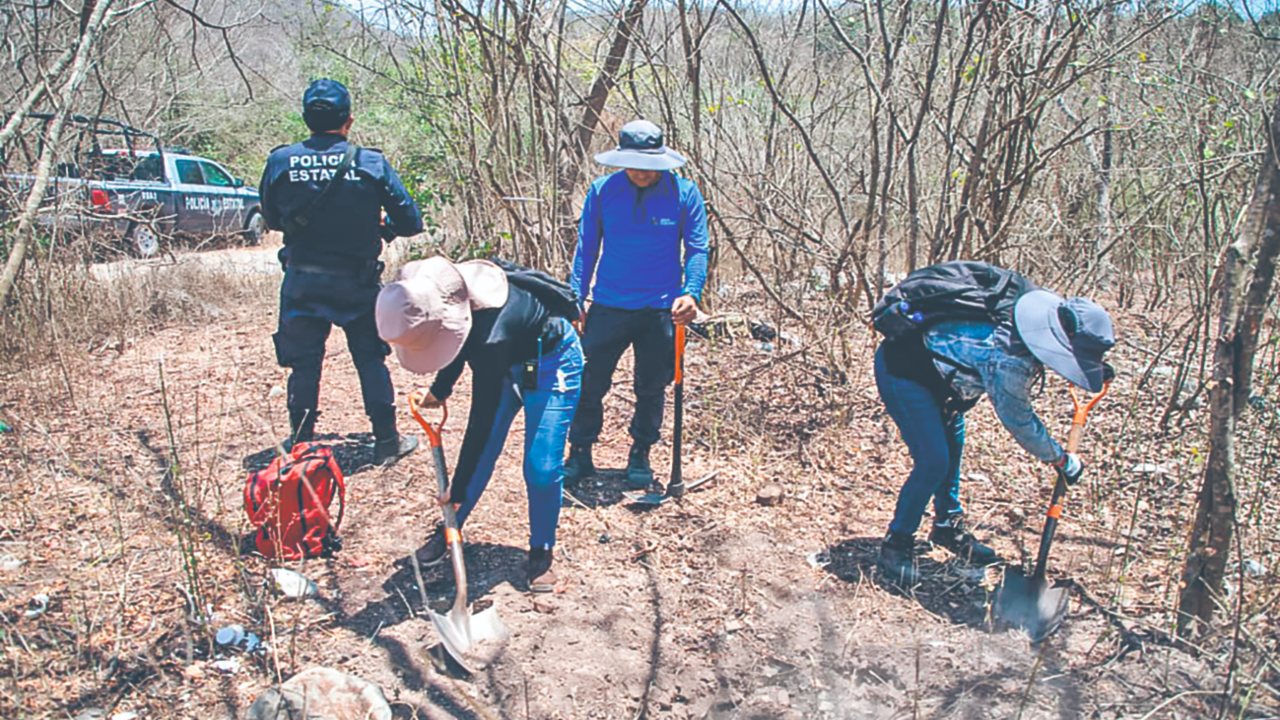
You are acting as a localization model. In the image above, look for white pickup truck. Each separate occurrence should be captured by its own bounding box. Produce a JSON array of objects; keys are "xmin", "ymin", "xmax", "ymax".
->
[{"xmin": 2, "ymin": 114, "xmax": 263, "ymax": 257}]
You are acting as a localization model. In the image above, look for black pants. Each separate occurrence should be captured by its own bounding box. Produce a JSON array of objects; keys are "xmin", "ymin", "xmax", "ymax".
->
[
  {"xmin": 568, "ymin": 305, "xmax": 675, "ymax": 449},
  {"xmin": 272, "ymin": 267, "xmax": 396, "ymax": 437}
]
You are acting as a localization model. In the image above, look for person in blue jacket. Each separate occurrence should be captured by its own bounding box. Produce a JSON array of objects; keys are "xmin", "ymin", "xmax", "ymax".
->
[
  {"xmin": 876, "ymin": 286, "xmax": 1115, "ymax": 586},
  {"xmin": 564, "ymin": 119, "xmax": 710, "ymax": 489},
  {"xmin": 259, "ymin": 79, "xmax": 423, "ymax": 464}
]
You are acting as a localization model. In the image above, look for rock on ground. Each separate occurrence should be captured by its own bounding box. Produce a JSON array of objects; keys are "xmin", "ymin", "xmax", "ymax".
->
[{"xmin": 246, "ymin": 667, "xmax": 391, "ymax": 720}]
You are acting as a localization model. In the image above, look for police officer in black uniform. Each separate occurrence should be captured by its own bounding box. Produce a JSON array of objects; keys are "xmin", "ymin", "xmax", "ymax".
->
[{"xmin": 260, "ymin": 79, "xmax": 423, "ymax": 464}]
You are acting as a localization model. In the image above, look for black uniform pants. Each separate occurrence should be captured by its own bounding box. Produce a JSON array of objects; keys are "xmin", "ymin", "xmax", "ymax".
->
[
  {"xmin": 568, "ymin": 305, "xmax": 675, "ymax": 449},
  {"xmin": 272, "ymin": 266, "xmax": 396, "ymax": 437}
]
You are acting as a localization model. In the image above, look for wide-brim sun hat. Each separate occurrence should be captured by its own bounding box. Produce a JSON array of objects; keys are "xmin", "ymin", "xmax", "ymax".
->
[
  {"xmin": 454, "ymin": 259, "xmax": 509, "ymax": 310},
  {"xmin": 376, "ymin": 257, "xmax": 510, "ymax": 375},
  {"xmin": 1014, "ymin": 290, "xmax": 1116, "ymax": 392},
  {"xmin": 593, "ymin": 119, "xmax": 687, "ymax": 171}
]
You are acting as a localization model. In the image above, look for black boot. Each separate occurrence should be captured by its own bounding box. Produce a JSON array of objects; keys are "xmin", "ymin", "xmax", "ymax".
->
[
  {"xmin": 929, "ymin": 514, "xmax": 998, "ymax": 565},
  {"xmin": 527, "ymin": 547, "xmax": 556, "ymax": 593},
  {"xmin": 878, "ymin": 531, "xmax": 920, "ymax": 587},
  {"xmin": 414, "ymin": 524, "xmax": 448, "ymax": 567},
  {"xmin": 372, "ymin": 414, "xmax": 418, "ymax": 466},
  {"xmin": 563, "ymin": 444, "xmax": 596, "ymax": 488},
  {"xmin": 374, "ymin": 434, "xmax": 418, "ymax": 466},
  {"xmin": 625, "ymin": 444, "xmax": 653, "ymax": 490},
  {"xmin": 285, "ymin": 409, "xmax": 318, "ymax": 451}
]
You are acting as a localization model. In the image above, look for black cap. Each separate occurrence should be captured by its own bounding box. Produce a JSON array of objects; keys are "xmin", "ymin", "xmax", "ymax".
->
[{"xmin": 302, "ymin": 79, "xmax": 351, "ymax": 133}]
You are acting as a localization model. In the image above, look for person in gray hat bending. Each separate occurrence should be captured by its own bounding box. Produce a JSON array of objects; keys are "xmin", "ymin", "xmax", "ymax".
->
[
  {"xmin": 874, "ymin": 265, "xmax": 1115, "ymax": 586},
  {"xmin": 563, "ymin": 119, "xmax": 709, "ymax": 490}
]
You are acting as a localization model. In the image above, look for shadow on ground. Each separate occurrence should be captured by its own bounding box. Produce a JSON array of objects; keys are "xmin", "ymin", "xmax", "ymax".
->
[
  {"xmin": 563, "ymin": 468, "xmax": 639, "ymax": 509},
  {"xmin": 828, "ymin": 537, "xmax": 993, "ymax": 628},
  {"xmin": 241, "ymin": 433, "xmax": 385, "ymax": 476},
  {"xmin": 343, "ymin": 541, "xmax": 528, "ymax": 637}
]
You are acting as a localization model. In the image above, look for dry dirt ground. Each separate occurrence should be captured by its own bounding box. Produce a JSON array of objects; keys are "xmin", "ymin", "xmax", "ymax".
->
[{"xmin": 1, "ymin": 246, "xmax": 1277, "ymax": 719}]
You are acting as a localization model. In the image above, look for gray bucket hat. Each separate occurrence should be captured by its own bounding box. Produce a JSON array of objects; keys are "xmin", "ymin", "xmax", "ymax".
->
[
  {"xmin": 594, "ymin": 119, "xmax": 688, "ymax": 171},
  {"xmin": 1014, "ymin": 290, "xmax": 1115, "ymax": 392}
]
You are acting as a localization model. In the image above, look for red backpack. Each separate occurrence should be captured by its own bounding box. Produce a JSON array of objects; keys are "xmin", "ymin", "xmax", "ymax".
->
[{"xmin": 244, "ymin": 442, "xmax": 346, "ymax": 560}]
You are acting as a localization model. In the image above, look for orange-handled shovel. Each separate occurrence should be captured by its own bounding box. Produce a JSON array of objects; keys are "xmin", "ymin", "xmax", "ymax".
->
[
  {"xmin": 624, "ymin": 323, "xmax": 719, "ymax": 506},
  {"xmin": 407, "ymin": 390, "xmax": 508, "ymax": 672},
  {"xmin": 995, "ymin": 380, "xmax": 1110, "ymax": 642},
  {"xmin": 668, "ymin": 323, "xmax": 687, "ymax": 498}
]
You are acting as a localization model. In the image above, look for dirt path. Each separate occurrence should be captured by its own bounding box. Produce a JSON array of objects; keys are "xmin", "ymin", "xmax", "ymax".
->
[
  {"xmin": 86, "ymin": 232, "xmax": 418, "ymax": 284},
  {"xmin": 0, "ymin": 278, "xmax": 1260, "ymax": 718}
]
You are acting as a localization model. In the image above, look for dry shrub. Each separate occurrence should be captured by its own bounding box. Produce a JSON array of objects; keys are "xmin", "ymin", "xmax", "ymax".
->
[{"xmin": 0, "ymin": 244, "xmax": 276, "ymax": 368}]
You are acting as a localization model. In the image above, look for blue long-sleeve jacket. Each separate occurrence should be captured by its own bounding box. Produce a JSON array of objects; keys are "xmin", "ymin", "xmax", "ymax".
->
[
  {"xmin": 259, "ymin": 133, "xmax": 422, "ymax": 264},
  {"xmin": 923, "ymin": 320, "xmax": 1064, "ymax": 463},
  {"xmin": 570, "ymin": 170, "xmax": 709, "ymax": 309}
]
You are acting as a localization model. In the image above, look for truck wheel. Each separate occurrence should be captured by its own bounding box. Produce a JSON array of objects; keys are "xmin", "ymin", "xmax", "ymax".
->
[
  {"xmin": 126, "ymin": 222, "xmax": 160, "ymax": 258},
  {"xmin": 242, "ymin": 210, "xmax": 265, "ymax": 246}
]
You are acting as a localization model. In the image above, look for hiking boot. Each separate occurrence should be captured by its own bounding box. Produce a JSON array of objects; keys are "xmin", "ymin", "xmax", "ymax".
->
[
  {"xmin": 929, "ymin": 515, "xmax": 998, "ymax": 565},
  {"xmin": 625, "ymin": 444, "xmax": 654, "ymax": 490},
  {"xmin": 414, "ymin": 524, "xmax": 448, "ymax": 568},
  {"xmin": 374, "ymin": 434, "xmax": 419, "ymax": 466},
  {"xmin": 563, "ymin": 444, "xmax": 596, "ymax": 488},
  {"xmin": 527, "ymin": 547, "xmax": 556, "ymax": 593},
  {"xmin": 878, "ymin": 531, "xmax": 920, "ymax": 587}
]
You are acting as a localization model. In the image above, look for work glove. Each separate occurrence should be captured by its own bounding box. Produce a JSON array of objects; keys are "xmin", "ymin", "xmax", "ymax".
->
[{"xmin": 1055, "ymin": 452, "xmax": 1084, "ymax": 485}]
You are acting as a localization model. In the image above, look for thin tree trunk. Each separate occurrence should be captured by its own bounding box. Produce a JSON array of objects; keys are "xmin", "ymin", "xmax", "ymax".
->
[
  {"xmin": 553, "ymin": 0, "xmax": 649, "ymax": 252},
  {"xmin": 0, "ymin": 0, "xmax": 114, "ymax": 309},
  {"xmin": 0, "ymin": 47, "xmax": 77, "ymax": 152},
  {"xmin": 1177, "ymin": 91, "xmax": 1280, "ymax": 637}
]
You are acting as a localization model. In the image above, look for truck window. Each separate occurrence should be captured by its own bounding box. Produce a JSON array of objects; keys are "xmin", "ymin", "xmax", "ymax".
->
[
  {"xmin": 175, "ymin": 159, "xmax": 204, "ymax": 185},
  {"xmin": 199, "ymin": 161, "xmax": 233, "ymax": 187},
  {"xmin": 131, "ymin": 154, "xmax": 164, "ymax": 182}
]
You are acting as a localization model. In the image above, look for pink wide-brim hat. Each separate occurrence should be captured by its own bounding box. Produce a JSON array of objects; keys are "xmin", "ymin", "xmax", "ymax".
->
[{"xmin": 376, "ymin": 257, "xmax": 509, "ymax": 374}]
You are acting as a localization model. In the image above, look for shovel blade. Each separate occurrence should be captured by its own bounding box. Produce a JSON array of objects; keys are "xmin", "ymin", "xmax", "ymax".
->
[
  {"xmin": 995, "ymin": 569, "xmax": 1070, "ymax": 643},
  {"xmin": 623, "ymin": 490, "xmax": 668, "ymax": 506},
  {"xmin": 429, "ymin": 605, "xmax": 509, "ymax": 673},
  {"xmin": 623, "ymin": 472, "xmax": 719, "ymax": 506}
]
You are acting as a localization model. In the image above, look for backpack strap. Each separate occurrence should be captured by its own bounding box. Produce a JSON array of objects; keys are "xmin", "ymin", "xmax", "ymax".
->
[
  {"xmin": 243, "ymin": 469, "xmax": 265, "ymax": 521},
  {"xmin": 287, "ymin": 144, "xmax": 358, "ymax": 235},
  {"xmin": 330, "ymin": 463, "xmax": 346, "ymax": 532},
  {"xmin": 293, "ymin": 448, "xmax": 338, "ymax": 530},
  {"xmin": 300, "ymin": 446, "xmax": 345, "ymax": 532}
]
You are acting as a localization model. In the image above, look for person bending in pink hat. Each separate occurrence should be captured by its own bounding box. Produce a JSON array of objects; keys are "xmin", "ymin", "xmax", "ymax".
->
[{"xmin": 377, "ymin": 257, "xmax": 582, "ymax": 592}]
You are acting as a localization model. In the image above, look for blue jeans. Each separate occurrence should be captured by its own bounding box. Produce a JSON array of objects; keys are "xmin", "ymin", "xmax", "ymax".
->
[
  {"xmin": 874, "ymin": 345, "xmax": 966, "ymax": 536},
  {"xmin": 455, "ymin": 323, "xmax": 583, "ymax": 549},
  {"xmin": 569, "ymin": 305, "xmax": 675, "ymax": 448}
]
